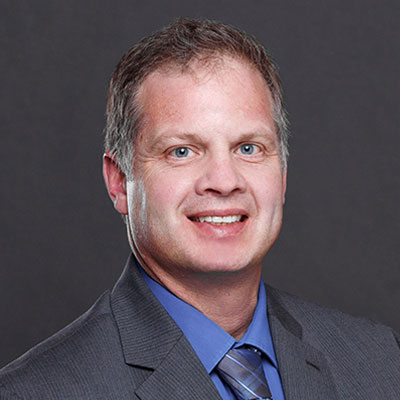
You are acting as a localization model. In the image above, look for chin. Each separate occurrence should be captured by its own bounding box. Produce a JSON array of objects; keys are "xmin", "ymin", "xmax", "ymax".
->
[{"xmin": 184, "ymin": 247, "xmax": 262, "ymax": 274}]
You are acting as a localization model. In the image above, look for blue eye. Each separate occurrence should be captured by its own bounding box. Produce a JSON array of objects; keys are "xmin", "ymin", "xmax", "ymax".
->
[
  {"xmin": 239, "ymin": 144, "xmax": 255, "ymax": 155},
  {"xmin": 173, "ymin": 147, "xmax": 191, "ymax": 158}
]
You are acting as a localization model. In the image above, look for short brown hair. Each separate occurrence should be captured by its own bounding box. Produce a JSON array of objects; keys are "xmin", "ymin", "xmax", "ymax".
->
[{"xmin": 104, "ymin": 18, "xmax": 288, "ymax": 178}]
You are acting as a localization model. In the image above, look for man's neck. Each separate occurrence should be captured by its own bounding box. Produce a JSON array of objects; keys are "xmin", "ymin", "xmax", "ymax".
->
[{"xmin": 140, "ymin": 258, "xmax": 261, "ymax": 340}]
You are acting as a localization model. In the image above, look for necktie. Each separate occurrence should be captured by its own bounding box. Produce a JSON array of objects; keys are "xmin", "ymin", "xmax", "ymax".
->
[{"xmin": 217, "ymin": 346, "xmax": 272, "ymax": 400}]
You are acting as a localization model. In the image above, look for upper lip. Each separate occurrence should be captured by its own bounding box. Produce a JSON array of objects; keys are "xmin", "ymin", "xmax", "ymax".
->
[{"xmin": 187, "ymin": 209, "xmax": 249, "ymax": 218}]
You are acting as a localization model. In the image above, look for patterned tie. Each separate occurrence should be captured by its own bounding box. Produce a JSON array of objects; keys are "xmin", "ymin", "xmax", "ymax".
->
[{"xmin": 217, "ymin": 346, "xmax": 272, "ymax": 400}]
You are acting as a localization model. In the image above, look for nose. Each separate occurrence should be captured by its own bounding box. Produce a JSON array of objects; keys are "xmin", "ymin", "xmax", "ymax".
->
[{"xmin": 194, "ymin": 153, "xmax": 247, "ymax": 197}]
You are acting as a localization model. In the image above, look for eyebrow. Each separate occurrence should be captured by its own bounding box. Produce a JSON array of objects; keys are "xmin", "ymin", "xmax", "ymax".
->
[
  {"xmin": 234, "ymin": 130, "xmax": 278, "ymax": 144},
  {"xmin": 149, "ymin": 132, "xmax": 208, "ymax": 151},
  {"xmin": 154, "ymin": 132, "xmax": 206, "ymax": 144},
  {"xmin": 149, "ymin": 127, "xmax": 278, "ymax": 149}
]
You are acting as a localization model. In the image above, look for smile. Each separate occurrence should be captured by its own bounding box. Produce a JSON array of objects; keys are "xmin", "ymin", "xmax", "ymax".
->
[{"xmin": 188, "ymin": 215, "xmax": 247, "ymax": 225}]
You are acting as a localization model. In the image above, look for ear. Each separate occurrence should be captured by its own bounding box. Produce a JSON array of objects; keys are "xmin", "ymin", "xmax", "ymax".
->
[{"xmin": 103, "ymin": 151, "xmax": 128, "ymax": 215}]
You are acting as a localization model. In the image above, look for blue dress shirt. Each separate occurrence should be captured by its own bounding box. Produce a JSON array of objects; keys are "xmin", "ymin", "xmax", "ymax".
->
[{"xmin": 139, "ymin": 263, "xmax": 286, "ymax": 400}]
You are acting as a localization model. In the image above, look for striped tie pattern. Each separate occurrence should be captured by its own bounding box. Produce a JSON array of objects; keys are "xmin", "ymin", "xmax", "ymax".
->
[{"xmin": 217, "ymin": 346, "xmax": 272, "ymax": 400}]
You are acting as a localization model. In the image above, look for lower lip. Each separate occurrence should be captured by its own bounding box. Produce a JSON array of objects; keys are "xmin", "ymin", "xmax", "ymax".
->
[{"xmin": 188, "ymin": 218, "xmax": 247, "ymax": 238}]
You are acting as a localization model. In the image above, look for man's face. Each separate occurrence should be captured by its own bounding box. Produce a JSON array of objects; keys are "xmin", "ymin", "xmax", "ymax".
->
[{"xmin": 126, "ymin": 57, "xmax": 286, "ymax": 277}]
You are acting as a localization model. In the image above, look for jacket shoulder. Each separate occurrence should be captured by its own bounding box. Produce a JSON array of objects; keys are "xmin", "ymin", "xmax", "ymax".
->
[
  {"xmin": 0, "ymin": 291, "xmax": 141, "ymax": 399},
  {"xmin": 267, "ymin": 285, "xmax": 400, "ymax": 355}
]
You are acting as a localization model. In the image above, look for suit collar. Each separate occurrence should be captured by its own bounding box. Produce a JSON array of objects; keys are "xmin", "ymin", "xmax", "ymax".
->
[
  {"xmin": 111, "ymin": 254, "xmax": 222, "ymax": 399},
  {"xmin": 110, "ymin": 254, "xmax": 182, "ymax": 369},
  {"xmin": 266, "ymin": 285, "xmax": 339, "ymax": 399}
]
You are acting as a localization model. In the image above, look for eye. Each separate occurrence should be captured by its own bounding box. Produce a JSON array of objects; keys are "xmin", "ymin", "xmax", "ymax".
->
[
  {"xmin": 238, "ymin": 143, "xmax": 258, "ymax": 155},
  {"xmin": 172, "ymin": 147, "xmax": 193, "ymax": 158}
]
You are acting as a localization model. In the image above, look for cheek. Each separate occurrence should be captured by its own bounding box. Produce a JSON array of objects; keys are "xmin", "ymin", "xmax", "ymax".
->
[
  {"xmin": 144, "ymin": 172, "xmax": 192, "ymax": 219},
  {"xmin": 249, "ymin": 172, "xmax": 285, "ymax": 212},
  {"xmin": 143, "ymin": 175, "xmax": 192, "ymax": 247},
  {"xmin": 151, "ymin": 182, "xmax": 179, "ymax": 202}
]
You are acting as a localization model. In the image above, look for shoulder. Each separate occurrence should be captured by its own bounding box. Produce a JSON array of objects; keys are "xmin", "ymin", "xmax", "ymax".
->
[
  {"xmin": 0, "ymin": 291, "xmax": 130, "ymax": 399},
  {"xmin": 266, "ymin": 286, "xmax": 400, "ymax": 397},
  {"xmin": 267, "ymin": 285, "xmax": 400, "ymax": 353}
]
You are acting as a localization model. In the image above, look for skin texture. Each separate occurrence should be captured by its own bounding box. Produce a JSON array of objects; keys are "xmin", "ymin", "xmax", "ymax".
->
[{"xmin": 103, "ymin": 57, "xmax": 287, "ymax": 338}]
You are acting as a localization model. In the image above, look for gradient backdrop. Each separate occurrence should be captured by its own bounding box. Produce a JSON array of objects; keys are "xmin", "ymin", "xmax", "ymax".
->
[{"xmin": 1, "ymin": 0, "xmax": 399, "ymax": 367}]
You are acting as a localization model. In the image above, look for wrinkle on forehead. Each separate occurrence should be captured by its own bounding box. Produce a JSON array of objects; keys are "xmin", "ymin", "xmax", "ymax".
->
[{"xmin": 136, "ymin": 56, "xmax": 274, "ymax": 137}]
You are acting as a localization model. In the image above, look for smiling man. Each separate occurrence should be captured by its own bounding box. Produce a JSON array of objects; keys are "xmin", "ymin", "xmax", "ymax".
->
[
  {"xmin": 104, "ymin": 55, "xmax": 286, "ymax": 343},
  {"xmin": 1, "ymin": 18, "xmax": 399, "ymax": 400}
]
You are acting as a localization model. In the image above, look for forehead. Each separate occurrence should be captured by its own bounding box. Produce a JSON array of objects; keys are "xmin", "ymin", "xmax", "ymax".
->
[{"xmin": 135, "ymin": 57, "xmax": 275, "ymax": 141}]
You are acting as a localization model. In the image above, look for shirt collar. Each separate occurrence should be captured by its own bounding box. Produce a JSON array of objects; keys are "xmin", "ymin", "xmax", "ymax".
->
[
  {"xmin": 138, "ymin": 261, "xmax": 278, "ymax": 373},
  {"xmin": 235, "ymin": 280, "xmax": 278, "ymax": 368}
]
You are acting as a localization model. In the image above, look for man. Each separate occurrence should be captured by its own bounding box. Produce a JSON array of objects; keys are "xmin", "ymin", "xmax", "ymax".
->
[{"xmin": 0, "ymin": 18, "xmax": 399, "ymax": 399}]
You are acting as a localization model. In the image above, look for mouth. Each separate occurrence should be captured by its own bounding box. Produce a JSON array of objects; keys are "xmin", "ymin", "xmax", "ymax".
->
[{"xmin": 188, "ymin": 214, "xmax": 248, "ymax": 225}]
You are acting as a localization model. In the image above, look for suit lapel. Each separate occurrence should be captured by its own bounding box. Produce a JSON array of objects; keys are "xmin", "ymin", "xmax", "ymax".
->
[
  {"xmin": 266, "ymin": 286, "xmax": 338, "ymax": 400},
  {"xmin": 135, "ymin": 334, "xmax": 222, "ymax": 400},
  {"xmin": 111, "ymin": 255, "xmax": 221, "ymax": 400}
]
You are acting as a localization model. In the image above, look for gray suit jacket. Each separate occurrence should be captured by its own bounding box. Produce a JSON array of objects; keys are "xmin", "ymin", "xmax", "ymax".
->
[{"xmin": 1, "ymin": 255, "xmax": 399, "ymax": 399}]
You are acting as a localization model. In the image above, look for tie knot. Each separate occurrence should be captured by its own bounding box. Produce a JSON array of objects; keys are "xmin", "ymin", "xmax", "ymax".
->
[{"xmin": 217, "ymin": 346, "xmax": 272, "ymax": 399}]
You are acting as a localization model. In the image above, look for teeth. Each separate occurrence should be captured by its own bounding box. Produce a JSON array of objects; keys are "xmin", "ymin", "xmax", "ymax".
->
[{"xmin": 192, "ymin": 215, "xmax": 243, "ymax": 224}]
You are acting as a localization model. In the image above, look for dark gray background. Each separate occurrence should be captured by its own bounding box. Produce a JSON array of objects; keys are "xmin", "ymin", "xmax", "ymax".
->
[{"xmin": 1, "ymin": 0, "xmax": 399, "ymax": 368}]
